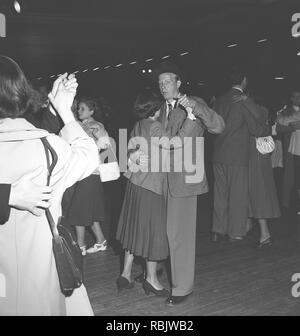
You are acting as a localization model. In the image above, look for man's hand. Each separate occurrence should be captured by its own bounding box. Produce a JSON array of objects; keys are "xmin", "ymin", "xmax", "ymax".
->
[{"xmin": 9, "ymin": 167, "xmax": 52, "ymax": 216}]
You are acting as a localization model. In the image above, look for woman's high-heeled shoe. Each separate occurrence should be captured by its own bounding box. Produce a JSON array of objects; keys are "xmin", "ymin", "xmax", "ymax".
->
[
  {"xmin": 142, "ymin": 280, "xmax": 169, "ymax": 297},
  {"xmin": 116, "ymin": 276, "xmax": 134, "ymax": 291}
]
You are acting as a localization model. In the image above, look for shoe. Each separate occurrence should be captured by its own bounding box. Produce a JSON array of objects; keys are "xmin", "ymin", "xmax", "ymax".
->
[
  {"xmin": 86, "ymin": 240, "xmax": 107, "ymax": 253},
  {"xmin": 229, "ymin": 236, "xmax": 243, "ymax": 243},
  {"xmin": 80, "ymin": 245, "xmax": 86, "ymax": 256},
  {"xmin": 142, "ymin": 280, "xmax": 169, "ymax": 297},
  {"xmin": 116, "ymin": 276, "xmax": 134, "ymax": 291},
  {"xmin": 165, "ymin": 293, "xmax": 191, "ymax": 306},
  {"xmin": 258, "ymin": 237, "xmax": 272, "ymax": 248}
]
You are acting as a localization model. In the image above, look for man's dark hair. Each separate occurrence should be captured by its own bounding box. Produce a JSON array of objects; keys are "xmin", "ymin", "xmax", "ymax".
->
[
  {"xmin": 227, "ymin": 66, "xmax": 248, "ymax": 86},
  {"xmin": 291, "ymin": 87, "xmax": 300, "ymax": 94},
  {"xmin": 0, "ymin": 55, "xmax": 36, "ymax": 118},
  {"xmin": 133, "ymin": 89, "xmax": 163, "ymax": 120}
]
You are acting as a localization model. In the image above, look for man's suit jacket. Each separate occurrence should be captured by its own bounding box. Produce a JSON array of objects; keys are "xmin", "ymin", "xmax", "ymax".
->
[
  {"xmin": 158, "ymin": 96, "xmax": 225, "ymax": 197},
  {"xmin": 213, "ymin": 88, "xmax": 270, "ymax": 167}
]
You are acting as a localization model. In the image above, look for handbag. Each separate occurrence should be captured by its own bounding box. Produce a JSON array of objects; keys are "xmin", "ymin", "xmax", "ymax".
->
[
  {"xmin": 255, "ymin": 136, "xmax": 275, "ymax": 154},
  {"xmin": 98, "ymin": 144, "xmax": 120, "ymax": 182},
  {"xmin": 41, "ymin": 137, "xmax": 83, "ymax": 297}
]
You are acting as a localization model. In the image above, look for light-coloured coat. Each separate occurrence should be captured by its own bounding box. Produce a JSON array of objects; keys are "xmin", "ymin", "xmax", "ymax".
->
[{"xmin": 0, "ymin": 118, "xmax": 99, "ymax": 315}]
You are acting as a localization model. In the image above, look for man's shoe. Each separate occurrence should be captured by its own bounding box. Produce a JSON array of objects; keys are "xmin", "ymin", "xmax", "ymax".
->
[{"xmin": 165, "ymin": 294, "xmax": 191, "ymax": 306}]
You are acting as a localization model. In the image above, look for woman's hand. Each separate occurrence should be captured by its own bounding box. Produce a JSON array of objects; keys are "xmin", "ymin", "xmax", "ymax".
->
[
  {"xmin": 177, "ymin": 95, "xmax": 196, "ymax": 110},
  {"xmin": 48, "ymin": 73, "xmax": 78, "ymax": 124},
  {"xmin": 129, "ymin": 149, "xmax": 149, "ymax": 166},
  {"xmin": 289, "ymin": 121, "xmax": 300, "ymax": 130},
  {"xmin": 232, "ymin": 94, "xmax": 248, "ymax": 103}
]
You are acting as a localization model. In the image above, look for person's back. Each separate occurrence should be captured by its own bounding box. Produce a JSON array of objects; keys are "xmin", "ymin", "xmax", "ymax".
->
[
  {"xmin": 213, "ymin": 88, "xmax": 252, "ymax": 167},
  {"xmin": 125, "ymin": 118, "xmax": 166, "ymax": 195},
  {"xmin": 0, "ymin": 56, "xmax": 98, "ymax": 316}
]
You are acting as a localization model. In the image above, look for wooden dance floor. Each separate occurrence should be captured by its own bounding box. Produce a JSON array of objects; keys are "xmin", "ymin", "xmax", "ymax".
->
[{"xmin": 83, "ymin": 190, "xmax": 300, "ymax": 316}]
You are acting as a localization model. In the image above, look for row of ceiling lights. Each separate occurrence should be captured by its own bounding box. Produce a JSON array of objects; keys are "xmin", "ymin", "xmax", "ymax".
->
[{"xmin": 37, "ymin": 38, "xmax": 298, "ymax": 83}]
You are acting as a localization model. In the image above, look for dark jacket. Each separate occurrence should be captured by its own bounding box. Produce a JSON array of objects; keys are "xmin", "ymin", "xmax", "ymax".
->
[
  {"xmin": 213, "ymin": 88, "xmax": 270, "ymax": 167},
  {"xmin": 26, "ymin": 107, "xmax": 63, "ymax": 135},
  {"xmin": 0, "ymin": 184, "xmax": 11, "ymax": 224}
]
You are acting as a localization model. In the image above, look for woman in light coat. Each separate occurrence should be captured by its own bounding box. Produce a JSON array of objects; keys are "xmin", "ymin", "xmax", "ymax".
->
[{"xmin": 0, "ymin": 56, "xmax": 99, "ymax": 315}]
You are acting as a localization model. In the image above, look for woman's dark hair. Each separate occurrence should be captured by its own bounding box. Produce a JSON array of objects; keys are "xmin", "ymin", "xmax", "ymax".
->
[
  {"xmin": 0, "ymin": 56, "xmax": 36, "ymax": 118},
  {"xmin": 133, "ymin": 89, "xmax": 163, "ymax": 120},
  {"xmin": 78, "ymin": 97, "xmax": 104, "ymax": 123}
]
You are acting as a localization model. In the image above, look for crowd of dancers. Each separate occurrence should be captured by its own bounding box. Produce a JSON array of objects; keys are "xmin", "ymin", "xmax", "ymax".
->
[{"xmin": 0, "ymin": 55, "xmax": 299, "ymax": 315}]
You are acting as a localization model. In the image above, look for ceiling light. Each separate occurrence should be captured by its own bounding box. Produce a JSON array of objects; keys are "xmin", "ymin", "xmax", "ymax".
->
[
  {"xmin": 13, "ymin": 1, "xmax": 21, "ymax": 13},
  {"xmin": 257, "ymin": 38, "xmax": 268, "ymax": 43}
]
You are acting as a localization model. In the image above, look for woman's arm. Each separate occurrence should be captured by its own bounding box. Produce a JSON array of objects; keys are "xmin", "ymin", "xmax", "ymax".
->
[
  {"xmin": 90, "ymin": 122, "xmax": 110, "ymax": 150},
  {"xmin": 47, "ymin": 73, "xmax": 99, "ymax": 188}
]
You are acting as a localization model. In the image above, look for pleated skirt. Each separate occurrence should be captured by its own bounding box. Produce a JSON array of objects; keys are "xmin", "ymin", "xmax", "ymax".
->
[{"xmin": 116, "ymin": 181, "xmax": 169, "ymax": 261}]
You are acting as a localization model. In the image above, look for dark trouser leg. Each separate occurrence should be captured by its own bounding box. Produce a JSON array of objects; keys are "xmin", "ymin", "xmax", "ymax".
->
[
  {"xmin": 212, "ymin": 164, "xmax": 229, "ymax": 235},
  {"xmin": 228, "ymin": 165, "xmax": 249, "ymax": 238}
]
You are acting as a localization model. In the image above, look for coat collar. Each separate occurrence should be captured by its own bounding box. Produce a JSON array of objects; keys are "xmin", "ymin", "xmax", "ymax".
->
[{"xmin": 0, "ymin": 118, "xmax": 49, "ymax": 142}]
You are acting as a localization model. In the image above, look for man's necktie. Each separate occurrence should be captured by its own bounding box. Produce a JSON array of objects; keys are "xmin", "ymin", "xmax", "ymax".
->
[{"xmin": 167, "ymin": 103, "xmax": 173, "ymax": 121}]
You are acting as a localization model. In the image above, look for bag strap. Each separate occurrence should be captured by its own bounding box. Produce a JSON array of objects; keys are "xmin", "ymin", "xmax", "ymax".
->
[{"xmin": 40, "ymin": 137, "xmax": 59, "ymax": 237}]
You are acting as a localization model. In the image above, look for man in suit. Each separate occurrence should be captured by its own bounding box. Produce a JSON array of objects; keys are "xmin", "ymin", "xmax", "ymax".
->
[
  {"xmin": 212, "ymin": 67, "xmax": 269, "ymax": 241},
  {"xmin": 153, "ymin": 61, "xmax": 225, "ymax": 305}
]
